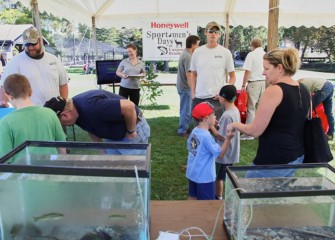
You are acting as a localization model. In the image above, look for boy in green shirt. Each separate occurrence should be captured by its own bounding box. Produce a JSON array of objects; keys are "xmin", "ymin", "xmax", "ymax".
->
[{"xmin": 0, "ymin": 74, "xmax": 66, "ymax": 157}]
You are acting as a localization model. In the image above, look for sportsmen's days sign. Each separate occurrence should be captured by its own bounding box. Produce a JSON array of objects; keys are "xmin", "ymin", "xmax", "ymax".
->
[{"xmin": 143, "ymin": 21, "xmax": 197, "ymax": 61}]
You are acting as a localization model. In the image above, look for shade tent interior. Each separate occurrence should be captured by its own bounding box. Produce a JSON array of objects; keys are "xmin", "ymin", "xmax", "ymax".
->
[
  {"xmin": 16, "ymin": 0, "xmax": 335, "ymax": 28},
  {"xmin": 13, "ymin": 0, "xmax": 335, "ymax": 51}
]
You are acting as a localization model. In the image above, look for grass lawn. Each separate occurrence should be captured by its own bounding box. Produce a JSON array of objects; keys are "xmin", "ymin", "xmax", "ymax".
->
[{"xmin": 66, "ymin": 72, "xmax": 335, "ymax": 200}]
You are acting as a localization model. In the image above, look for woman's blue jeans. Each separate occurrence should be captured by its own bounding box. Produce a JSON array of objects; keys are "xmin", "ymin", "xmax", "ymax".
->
[{"xmin": 245, "ymin": 155, "xmax": 304, "ymax": 178}]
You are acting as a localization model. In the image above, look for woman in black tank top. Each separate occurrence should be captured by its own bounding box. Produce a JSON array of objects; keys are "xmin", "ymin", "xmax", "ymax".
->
[{"xmin": 227, "ymin": 48, "xmax": 310, "ymax": 178}]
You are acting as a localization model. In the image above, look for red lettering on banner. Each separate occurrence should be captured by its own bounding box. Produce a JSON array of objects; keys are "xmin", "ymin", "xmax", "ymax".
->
[{"xmin": 150, "ymin": 22, "xmax": 189, "ymax": 29}]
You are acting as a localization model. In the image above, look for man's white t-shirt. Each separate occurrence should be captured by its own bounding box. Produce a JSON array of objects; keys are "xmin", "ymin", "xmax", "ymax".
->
[
  {"xmin": 1, "ymin": 51, "xmax": 68, "ymax": 106},
  {"xmin": 190, "ymin": 45, "xmax": 235, "ymax": 99}
]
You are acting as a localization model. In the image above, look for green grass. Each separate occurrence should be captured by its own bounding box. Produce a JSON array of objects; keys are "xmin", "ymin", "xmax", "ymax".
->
[
  {"xmin": 148, "ymin": 117, "xmax": 189, "ymax": 200},
  {"xmin": 66, "ymin": 67, "xmax": 96, "ymax": 74},
  {"xmin": 140, "ymin": 105, "xmax": 170, "ymax": 111},
  {"xmin": 66, "ymin": 68, "xmax": 85, "ymax": 74},
  {"xmin": 148, "ymin": 116, "xmax": 260, "ymax": 200}
]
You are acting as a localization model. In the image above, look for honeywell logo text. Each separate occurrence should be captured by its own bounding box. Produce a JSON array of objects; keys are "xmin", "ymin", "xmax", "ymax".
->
[{"xmin": 151, "ymin": 22, "xmax": 189, "ymax": 29}]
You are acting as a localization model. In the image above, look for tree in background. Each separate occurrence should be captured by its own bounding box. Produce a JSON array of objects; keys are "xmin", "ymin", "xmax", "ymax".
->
[
  {"xmin": 94, "ymin": 27, "xmax": 142, "ymax": 56},
  {"xmin": 40, "ymin": 13, "xmax": 73, "ymax": 47},
  {"xmin": 96, "ymin": 28, "xmax": 115, "ymax": 44},
  {"xmin": 0, "ymin": 8, "xmax": 31, "ymax": 24},
  {"xmin": 229, "ymin": 25, "xmax": 245, "ymax": 54},
  {"xmin": 119, "ymin": 27, "xmax": 143, "ymax": 56},
  {"xmin": 315, "ymin": 26, "xmax": 335, "ymax": 62},
  {"xmin": 78, "ymin": 23, "xmax": 91, "ymax": 39},
  {"xmin": 0, "ymin": 2, "xmax": 73, "ymax": 48},
  {"xmin": 283, "ymin": 26, "xmax": 317, "ymax": 61},
  {"xmin": 229, "ymin": 25, "xmax": 268, "ymax": 59}
]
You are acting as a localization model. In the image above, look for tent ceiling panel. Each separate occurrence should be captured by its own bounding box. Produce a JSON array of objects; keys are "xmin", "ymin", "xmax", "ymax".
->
[
  {"xmin": 16, "ymin": 0, "xmax": 335, "ymax": 28},
  {"xmin": 0, "ymin": 24, "xmax": 33, "ymax": 42}
]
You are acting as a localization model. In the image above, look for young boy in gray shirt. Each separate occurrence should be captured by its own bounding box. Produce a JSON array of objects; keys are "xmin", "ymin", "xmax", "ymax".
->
[{"xmin": 216, "ymin": 85, "xmax": 241, "ymax": 199}]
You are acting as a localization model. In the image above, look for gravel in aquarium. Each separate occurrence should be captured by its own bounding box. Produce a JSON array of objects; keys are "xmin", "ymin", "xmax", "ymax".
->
[
  {"xmin": 236, "ymin": 177, "xmax": 334, "ymax": 193},
  {"xmin": 10, "ymin": 223, "xmax": 141, "ymax": 240},
  {"xmin": 242, "ymin": 226, "xmax": 335, "ymax": 240}
]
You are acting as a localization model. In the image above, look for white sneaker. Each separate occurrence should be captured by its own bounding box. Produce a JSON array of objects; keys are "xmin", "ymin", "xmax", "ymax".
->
[{"xmin": 240, "ymin": 134, "xmax": 254, "ymax": 140}]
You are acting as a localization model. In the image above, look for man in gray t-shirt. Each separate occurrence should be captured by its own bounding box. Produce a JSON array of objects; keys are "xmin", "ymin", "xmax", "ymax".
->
[{"xmin": 176, "ymin": 35, "xmax": 200, "ymax": 137}]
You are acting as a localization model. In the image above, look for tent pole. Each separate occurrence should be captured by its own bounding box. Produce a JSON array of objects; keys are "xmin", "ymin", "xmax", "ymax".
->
[
  {"xmin": 224, "ymin": 13, "xmax": 230, "ymax": 82},
  {"xmin": 30, "ymin": 0, "xmax": 42, "ymax": 36},
  {"xmin": 267, "ymin": 0, "xmax": 279, "ymax": 51},
  {"xmin": 92, "ymin": 16, "xmax": 101, "ymax": 89},
  {"xmin": 92, "ymin": 16, "xmax": 98, "ymax": 61},
  {"xmin": 224, "ymin": 13, "xmax": 229, "ymax": 48}
]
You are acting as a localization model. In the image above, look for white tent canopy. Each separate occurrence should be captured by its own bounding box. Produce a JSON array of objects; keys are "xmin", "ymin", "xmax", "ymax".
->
[{"xmin": 16, "ymin": 0, "xmax": 335, "ymax": 29}]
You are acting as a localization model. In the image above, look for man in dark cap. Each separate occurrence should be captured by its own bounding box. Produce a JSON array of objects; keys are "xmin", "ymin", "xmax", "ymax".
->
[
  {"xmin": 45, "ymin": 90, "xmax": 150, "ymax": 154},
  {"xmin": 215, "ymin": 84, "xmax": 240, "ymax": 199},
  {"xmin": 0, "ymin": 27, "xmax": 68, "ymax": 107}
]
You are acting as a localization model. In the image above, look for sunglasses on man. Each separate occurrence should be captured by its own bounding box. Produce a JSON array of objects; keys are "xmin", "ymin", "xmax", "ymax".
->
[
  {"xmin": 207, "ymin": 29, "xmax": 220, "ymax": 34},
  {"xmin": 25, "ymin": 42, "xmax": 38, "ymax": 47}
]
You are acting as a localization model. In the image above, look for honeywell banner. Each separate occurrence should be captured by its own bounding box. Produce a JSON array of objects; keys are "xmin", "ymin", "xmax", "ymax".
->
[{"xmin": 143, "ymin": 21, "xmax": 197, "ymax": 61}]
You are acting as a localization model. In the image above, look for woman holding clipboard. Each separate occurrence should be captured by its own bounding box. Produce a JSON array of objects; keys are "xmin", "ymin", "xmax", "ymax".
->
[{"xmin": 116, "ymin": 44, "xmax": 146, "ymax": 106}]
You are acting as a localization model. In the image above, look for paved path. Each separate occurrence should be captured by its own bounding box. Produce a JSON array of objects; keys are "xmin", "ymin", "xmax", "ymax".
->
[{"xmin": 68, "ymin": 69, "xmax": 335, "ymax": 97}]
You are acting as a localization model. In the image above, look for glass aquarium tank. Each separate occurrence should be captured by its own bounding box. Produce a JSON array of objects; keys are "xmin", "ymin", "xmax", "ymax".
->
[
  {"xmin": 0, "ymin": 141, "xmax": 151, "ymax": 240},
  {"xmin": 224, "ymin": 164, "xmax": 335, "ymax": 240}
]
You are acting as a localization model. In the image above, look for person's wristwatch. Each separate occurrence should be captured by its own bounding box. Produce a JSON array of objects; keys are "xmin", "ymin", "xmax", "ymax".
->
[{"xmin": 127, "ymin": 130, "xmax": 135, "ymax": 134}]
